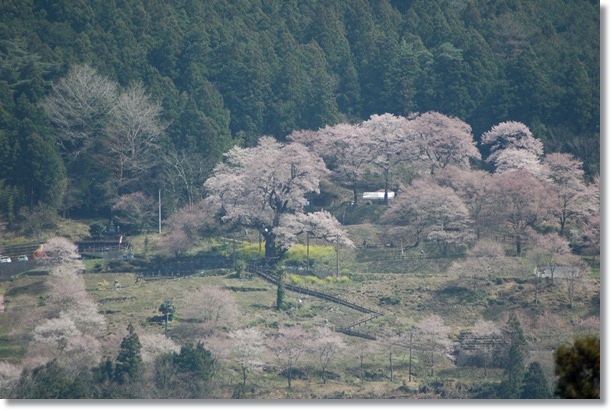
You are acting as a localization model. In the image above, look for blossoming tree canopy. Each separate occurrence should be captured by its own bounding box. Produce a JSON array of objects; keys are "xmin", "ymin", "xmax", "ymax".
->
[{"xmin": 203, "ymin": 136, "xmax": 349, "ymax": 259}]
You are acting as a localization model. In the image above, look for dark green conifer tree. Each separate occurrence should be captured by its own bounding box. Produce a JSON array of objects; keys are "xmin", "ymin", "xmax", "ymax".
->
[
  {"xmin": 113, "ymin": 324, "xmax": 144, "ymax": 385},
  {"xmin": 520, "ymin": 362, "xmax": 551, "ymax": 399},
  {"xmin": 500, "ymin": 314, "xmax": 528, "ymax": 399}
]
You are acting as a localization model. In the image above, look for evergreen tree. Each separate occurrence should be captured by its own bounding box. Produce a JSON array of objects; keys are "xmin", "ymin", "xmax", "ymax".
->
[
  {"xmin": 173, "ymin": 342, "xmax": 216, "ymax": 381},
  {"xmin": 500, "ymin": 314, "xmax": 528, "ymax": 399},
  {"xmin": 520, "ymin": 362, "xmax": 551, "ymax": 399},
  {"xmin": 0, "ymin": 0, "xmax": 602, "ymax": 222},
  {"xmin": 113, "ymin": 324, "xmax": 143, "ymax": 384},
  {"xmin": 555, "ymin": 335, "xmax": 600, "ymax": 399},
  {"xmin": 11, "ymin": 360, "xmax": 90, "ymax": 399}
]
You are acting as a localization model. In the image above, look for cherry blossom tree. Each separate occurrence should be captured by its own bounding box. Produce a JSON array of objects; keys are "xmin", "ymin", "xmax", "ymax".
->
[
  {"xmin": 275, "ymin": 210, "xmax": 354, "ymax": 253},
  {"xmin": 563, "ymin": 255, "xmax": 589, "ymax": 309},
  {"xmin": 480, "ymin": 121, "xmax": 545, "ymax": 176},
  {"xmin": 139, "ymin": 333, "xmax": 180, "ymax": 364},
  {"xmin": 481, "ymin": 121, "xmax": 544, "ymax": 159},
  {"xmin": 450, "ymin": 240, "xmax": 505, "ymax": 293},
  {"xmin": 46, "ymin": 265, "xmax": 88, "ymax": 313},
  {"xmin": 378, "ymin": 328, "xmax": 404, "ymax": 382},
  {"xmin": 529, "ymin": 232, "xmax": 571, "ymax": 286},
  {"xmin": 164, "ymin": 201, "xmax": 217, "ymax": 240},
  {"xmin": 486, "ymin": 169, "xmax": 552, "ymax": 256},
  {"xmin": 203, "ymin": 136, "xmax": 336, "ymax": 261},
  {"xmin": 229, "ymin": 328, "xmax": 266, "ymax": 386},
  {"xmin": 573, "ymin": 174, "xmax": 599, "ymax": 254},
  {"xmin": 436, "ymin": 167, "xmax": 493, "ymax": 240},
  {"xmin": 544, "ymin": 152, "xmax": 593, "ymax": 236},
  {"xmin": 383, "ymin": 179, "xmax": 474, "ymax": 254},
  {"xmin": 408, "ymin": 111, "xmax": 480, "ymax": 176},
  {"xmin": 353, "ymin": 339, "xmax": 376, "ymax": 381},
  {"xmin": 42, "ymin": 244, "xmax": 107, "ymax": 337},
  {"xmin": 181, "ymin": 287, "xmax": 238, "ymax": 337},
  {"xmin": 361, "ymin": 113, "xmax": 415, "ymax": 203},
  {"xmin": 112, "ymin": 191, "xmax": 157, "ymax": 233},
  {"xmin": 532, "ymin": 312, "xmax": 572, "ymax": 352},
  {"xmin": 0, "ymin": 361, "xmax": 22, "ymax": 396},
  {"xmin": 493, "ymin": 148, "xmax": 546, "ymax": 177},
  {"xmin": 311, "ymin": 327, "xmax": 345, "ymax": 384},
  {"xmin": 573, "ymin": 316, "xmax": 600, "ymax": 339},
  {"xmin": 268, "ymin": 326, "xmax": 310, "ymax": 390},
  {"xmin": 462, "ymin": 319, "xmax": 502, "ymax": 378},
  {"xmin": 36, "ymin": 236, "xmax": 81, "ymax": 266},
  {"xmin": 156, "ymin": 229, "xmax": 192, "ymax": 259},
  {"xmin": 416, "ymin": 315, "xmax": 453, "ymax": 377},
  {"xmin": 289, "ymin": 124, "xmax": 372, "ymax": 204},
  {"xmin": 576, "ymin": 214, "xmax": 600, "ymax": 255},
  {"xmin": 29, "ymin": 313, "xmax": 102, "ymax": 375}
]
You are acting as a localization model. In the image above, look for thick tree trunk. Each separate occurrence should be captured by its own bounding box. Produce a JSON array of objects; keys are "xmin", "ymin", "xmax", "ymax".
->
[
  {"xmin": 264, "ymin": 232, "xmax": 277, "ymax": 262},
  {"xmin": 383, "ymin": 168, "xmax": 390, "ymax": 205}
]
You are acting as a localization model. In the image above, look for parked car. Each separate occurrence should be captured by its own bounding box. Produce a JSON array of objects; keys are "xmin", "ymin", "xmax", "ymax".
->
[
  {"xmin": 0, "ymin": 256, "xmax": 11, "ymax": 263},
  {"xmin": 17, "ymin": 255, "xmax": 28, "ymax": 262}
]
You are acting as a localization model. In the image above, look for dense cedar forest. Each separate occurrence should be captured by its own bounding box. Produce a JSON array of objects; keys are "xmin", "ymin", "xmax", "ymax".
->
[{"xmin": 0, "ymin": 0, "xmax": 599, "ymax": 225}]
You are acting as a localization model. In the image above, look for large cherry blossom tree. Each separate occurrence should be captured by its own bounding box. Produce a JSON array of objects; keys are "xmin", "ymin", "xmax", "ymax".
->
[
  {"xmin": 486, "ymin": 169, "xmax": 552, "ymax": 256},
  {"xmin": 408, "ymin": 111, "xmax": 481, "ymax": 176},
  {"xmin": 289, "ymin": 124, "xmax": 372, "ymax": 204},
  {"xmin": 480, "ymin": 121, "xmax": 545, "ymax": 176},
  {"xmin": 436, "ymin": 167, "xmax": 493, "ymax": 240},
  {"xmin": 383, "ymin": 179, "xmax": 474, "ymax": 254},
  {"xmin": 203, "ymin": 136, "xmax": 348, "ymax": 261},
  {"xmin": 361, "ymin": 113, "xmax": 414, "ymax": 204}
]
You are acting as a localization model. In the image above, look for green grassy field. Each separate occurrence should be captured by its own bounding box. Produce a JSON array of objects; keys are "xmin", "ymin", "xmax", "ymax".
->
[{"xmin": 0, "ymin": 248, "xmax": 600, "ymax": 398}]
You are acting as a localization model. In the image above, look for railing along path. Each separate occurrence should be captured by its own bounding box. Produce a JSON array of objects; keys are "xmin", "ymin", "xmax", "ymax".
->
[{"xmin": 247, "ymin": 263, "xmax": 381, "ymax": 340}]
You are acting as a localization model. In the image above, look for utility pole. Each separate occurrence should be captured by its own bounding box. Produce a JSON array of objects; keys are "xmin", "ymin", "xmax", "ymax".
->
[
  {"xmin": 306, "ymin": 231, "xmax": 310, "ymax": 272},
  {"xmin": 408, "ymin": 332, "xmax": 413, "ymax": 382},
  {"xmin": 158, "ymin": 188, "xmax": 162, "ymax": 234},
  {"xmin": 232, "ymin": 234, "xmax": 236, "ymax": 268},
  {"xmin": 336, "ymin": 234, "xmax": 339, "ymax": 278}
]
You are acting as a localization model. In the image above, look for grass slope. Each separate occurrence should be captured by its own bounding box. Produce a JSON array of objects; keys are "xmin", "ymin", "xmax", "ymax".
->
[{"xmin": 0, "ymin": 255, "xmax": 599, "ymax": 398}]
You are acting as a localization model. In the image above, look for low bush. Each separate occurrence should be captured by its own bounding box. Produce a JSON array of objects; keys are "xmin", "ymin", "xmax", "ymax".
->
[{"xmin": 286, "ymin": 274, "xmax": 351, "ymax": 286}]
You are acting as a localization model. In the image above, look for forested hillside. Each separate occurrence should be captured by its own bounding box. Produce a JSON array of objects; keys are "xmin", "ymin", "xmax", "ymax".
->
[{"xmin": 0, "ymin": 0, "xmax": 599, "ymax": 224}]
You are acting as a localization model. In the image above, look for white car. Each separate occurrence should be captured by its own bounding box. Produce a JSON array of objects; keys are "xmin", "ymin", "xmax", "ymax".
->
[
  {"xmin": 0, "ymin": 256, "xmax": 11, "ymax": 263},
  {"xmin": 17, "ymin": 255, "xmax": 28, "ymax": 262}
]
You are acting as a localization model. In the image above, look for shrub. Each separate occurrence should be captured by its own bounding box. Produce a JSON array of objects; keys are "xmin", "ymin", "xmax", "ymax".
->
[
  {"xmin": 379, "ymin": 296, "xmax": 401, "ymax": 305},
  {"xmin": 286, "ymin": 274, "xmax": 351, "ymax": 286}
]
